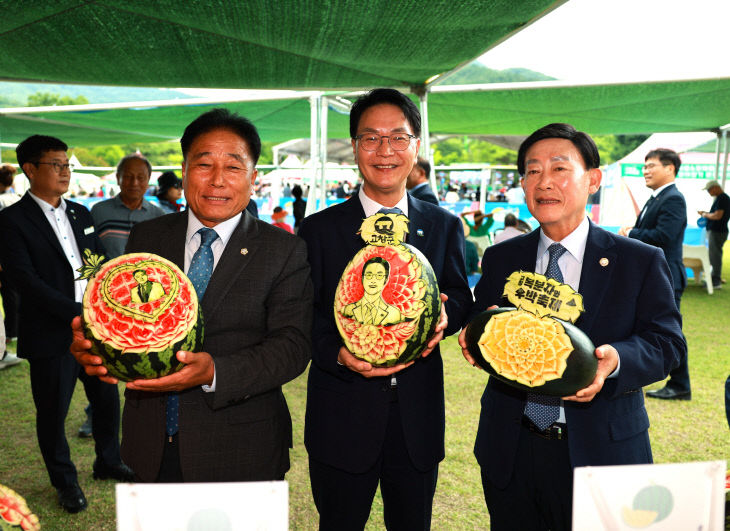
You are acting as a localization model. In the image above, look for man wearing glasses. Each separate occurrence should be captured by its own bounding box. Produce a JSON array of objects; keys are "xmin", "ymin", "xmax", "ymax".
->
[
  {"xmin": 299, "ymin": 89, "xmax": 472, "ymax": 529},
  {"xmin": 0, "ymin": 135, "xmax": 131, "ymax": 514},
  {"xmin": 619, "ymin": 148, "xmax": 689, "ymax": 400}
]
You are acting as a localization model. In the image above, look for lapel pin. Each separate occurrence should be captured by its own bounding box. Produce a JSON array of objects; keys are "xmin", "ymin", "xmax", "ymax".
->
[
  {"xmin": 241, "ymin": 248, "xmax": 248, "ymax": 255},
  {"xmin": 416, "ymin": 229, "xmax": 424, "ymax": 237},
  {"xmin": 599, "ymin": 257, "xmax": 609, "ymax": 267}
]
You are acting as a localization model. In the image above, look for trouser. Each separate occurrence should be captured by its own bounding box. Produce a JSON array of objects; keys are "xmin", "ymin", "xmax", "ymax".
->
[
  {"xmin": 665, "ymin": 291, "xmax": 691, "ymax": 393},
  {"xmin": 481, "ymin": 421, "xmax": 573, "ymax": 531},
  {"xmin": 309, "ymin": 394, "xmax": 438, "ymax": 531},
  {"xmin": 708, "ymin": 230, "xmax": 728, "ymax": 285},
  {"xmin": 29, "ymin": 353, "xmax": 122, "ymax": 489}
]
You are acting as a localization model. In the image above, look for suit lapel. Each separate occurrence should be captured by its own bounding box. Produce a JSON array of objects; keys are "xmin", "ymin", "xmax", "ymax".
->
[
  {"xmin": 202, "ymin": 213, "xmax": 258, "ymax": 319},
  {"xmin": 406, "ymin": 196, "xmax": 435, "ymax": 254},
  {"xmin": 19, "ymin": 194, "xmax": 67, "ymax": 258},
  {"xmin": 339, "ymin": 196, "xmax": 369, "ymax": 258},
  {"xmin": 576, "ymin": 223, "xmax": 616, "ymax": 335}
]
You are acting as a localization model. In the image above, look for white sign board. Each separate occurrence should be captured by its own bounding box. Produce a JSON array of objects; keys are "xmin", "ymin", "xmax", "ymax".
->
[
  {"xmin": 116, "ymin": 481, "xmax": 288, "ymax": 530},
  {"xmin": 573, "ymin": 461, "xmax": 726, "ymax": 530}
]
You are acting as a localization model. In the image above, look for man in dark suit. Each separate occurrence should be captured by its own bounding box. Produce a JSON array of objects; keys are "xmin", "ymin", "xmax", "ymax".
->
[
  {"xmin": 619, "ymin": 148, "xmax": 689, "ymax": 400},
  {"xmin": 299, "ymin": 89, "xmax": 472, "ymax": 530},
  {"xmin": 459, "ymin": 124, "xmax": 685, "ymax": 531},
  {"xmin": 0, "ymin": 135, "xmax": 131, "ymax": 514},
  {"xmin": 71, "ymin": 109, "xmax": 313, "ymax": 482},
  {"xmin": 406, "ymin": 157, "xmax": 439, "ymax": 205}
]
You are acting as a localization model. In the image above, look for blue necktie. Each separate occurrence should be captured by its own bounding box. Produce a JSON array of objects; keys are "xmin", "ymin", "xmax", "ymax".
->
[
  {"xmin": 524, "ymin": 243, "xmax": 567, "ymax": 430},
  {"xmin": 166, "ymin": 227, "xmax": 218, "ymax": 438},
  {"xmin": 378, "ymin": 207, "xmax": 403, "ymax": 215}
]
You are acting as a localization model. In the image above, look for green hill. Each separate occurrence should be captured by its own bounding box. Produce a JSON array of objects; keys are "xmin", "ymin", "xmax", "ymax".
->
[{"xmin": 441, "ymin": 62, "xmax": 554, "ymax": 85}]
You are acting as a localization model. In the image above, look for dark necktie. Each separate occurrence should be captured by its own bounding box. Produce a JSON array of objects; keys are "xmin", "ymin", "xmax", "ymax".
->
[
  {"xmin": 166, "ymin": 227, "xmax": 218, "ymax": 438},
  {"xmin": 524, "ymin": 243, "xmax": 567, "ymax": 430}
]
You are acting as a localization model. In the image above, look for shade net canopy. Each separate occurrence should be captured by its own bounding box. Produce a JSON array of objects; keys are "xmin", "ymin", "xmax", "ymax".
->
[
  {"xmin": 0, "ymin": 0, "xmax": 562, "ymax": 89},
  {"xmin": 3, "ymin": 77, "xmax": 730, "ymax": 147}
]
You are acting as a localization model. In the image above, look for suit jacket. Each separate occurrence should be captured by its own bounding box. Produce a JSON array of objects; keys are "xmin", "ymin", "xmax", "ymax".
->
[
  {"xmin": 472, "ymin": 223, "xmax": 686, "ymax": 488},
  {"xmin": 121, "ymin": 211, "xmax": 313, "ymax": 482},
  {"xmin": 299, "ymin": 195, "xmax": 472, "ymax": 473},
  {"xmin": 408, "ymin": 183, "xmax": 439, "ymax": 205},
  {"xmin": 0, "ymin": 193, "xmax": 105, "ymax": 358},
  {"xmin": 629, "ymin": 183, "xmax": 687, "ymax": 292}
]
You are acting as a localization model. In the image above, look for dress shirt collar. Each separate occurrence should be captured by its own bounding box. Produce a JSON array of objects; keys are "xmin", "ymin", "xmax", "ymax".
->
[
  {"xmin": 185, "ymin": 209, "xmax": 241, "ymax": 248},
  {"xmin": 358, "ymin": 186, "xmax": 409, "ymax": 218},
  {"xmin": 28, "ymin": 190, "xmax": 66, "ymax": 213},
  {"xmin": 538, "ymin": 216, "xmax": 590, "ymax": 268},
  {"xmin": 410, "ymin": 182, "xmax": 429, "ymax": 193},
  {"xmin": 650, "ymin": 181, "xmax": 674, "ymax": 198}
]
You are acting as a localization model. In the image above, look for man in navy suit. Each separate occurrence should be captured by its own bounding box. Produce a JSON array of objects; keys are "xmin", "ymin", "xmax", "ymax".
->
[
  {"xmin": 459, "ymin": 124, "xmax": 685, "ymax": 531},
  {"xmin": 299, "ymin": 88, "xmax": 472, "ymax": 530},
  {"xmin": 406, "ymin": 157, "xmax": 439, "ymax": 205},
  {"xmin": 619, "ymin": 148, "xmax": 689, "ymax": 400},
  {"xmin": 0, "ymin": 135, "xmax": 131, "ymax": 514}
]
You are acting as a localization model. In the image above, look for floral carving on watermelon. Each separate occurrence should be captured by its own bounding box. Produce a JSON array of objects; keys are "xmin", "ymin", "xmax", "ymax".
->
[
  {"xmin": 84, "ymin": 255, "xmax": 197, "ymax": 355},
  {"xmin": 0, "ymin": 484, "xmax": 40, "ymax": 531},
  {"xmin": 335, "ymin": 245, "xmax": 426, "ymax": 364}
]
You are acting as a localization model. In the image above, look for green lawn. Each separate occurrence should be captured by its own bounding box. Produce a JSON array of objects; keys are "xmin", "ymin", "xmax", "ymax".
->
[{"xmin": 1, "ymin": 257, "xmax": 728, "ymax": 530}]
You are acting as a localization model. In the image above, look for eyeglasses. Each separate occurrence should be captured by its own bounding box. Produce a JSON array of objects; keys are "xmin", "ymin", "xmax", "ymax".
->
[
  {"xmin": 355, "ymin": 133, "xmax": 416, "ymax": 151},
  {"xmin": 364, "ymin": 272, "xmax": 386, "ymax": 280},
  {"xmin": 642, "ymin": 163, "xmax": 667, "ymax": 171},
  {"xmin": 36, "ymin": 161, "xmax": 75, "ymax": 173}
]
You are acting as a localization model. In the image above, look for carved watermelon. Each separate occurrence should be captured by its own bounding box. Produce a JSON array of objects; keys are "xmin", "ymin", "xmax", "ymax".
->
[
  {"xmin": 79, "ymin": 251, "xmax": 203, "ymax": 381},
  {"xmin": 0, "ymin": 484, "xmax": 40, "ymax": 531},
  {"xmin": 466, "ymin": 307, "xmax": 596, "ymax": 396},
  {"xmin": 334, "ymin": 213, "xmax": 441, "ymax": 366}
]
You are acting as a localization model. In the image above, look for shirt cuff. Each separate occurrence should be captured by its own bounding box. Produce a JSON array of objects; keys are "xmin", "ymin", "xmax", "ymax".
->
[
  {"xmin": 607, "ymin": 351, "xmax": 620, "ymax": 379},
  {"xmin": 202, "ymin": 364, "xmax": 217, "ymax": 392}
]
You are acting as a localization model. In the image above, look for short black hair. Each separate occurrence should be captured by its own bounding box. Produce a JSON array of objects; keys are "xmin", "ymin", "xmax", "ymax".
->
[
  {"xmin": 350, "ymin": 88, "xmax": 421, "ymax": 139},
  {"xmin": 292, "ymin": 184, "xmax": 303, "ymax": 199},
  {"xmin": 517, "ymin": 123, "xmax": 600, "ymax": 176},
  {"xmin": 645, "ymin": 148, "xmax": 681, "ymax": 176},
  {"xmin": 504, "ymin": 213, "xmax": 517, "ymax": 227},
  {"xmin": 415, "ymin": 157, "xmax": 431, "ymax": 177},
  {"xmin": 180, "ymin": 108, "xmax": 261, "ymax": 164},
  {"xmin": 362, "ymin": 256, "xmax": 390, "ymax": 280},
  {"xmin": 0, "ymin": 164, "xmax": 16, "ymax": 187},
  {"xmin": 117, "ymin": 153, "xmax": 152, "ymax": 177},
  {"xmin": 16, "ymin": 135, "xmax": 68, "ymax": 169}
]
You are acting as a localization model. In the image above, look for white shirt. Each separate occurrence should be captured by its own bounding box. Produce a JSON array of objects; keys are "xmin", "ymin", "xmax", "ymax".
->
[
  {"xmin": 358, "ymin": 186, "xmax": 409, "ymax": 217},
  {"xmin": 185, "ymin": 210, "xmax": 242, "ymax": 392},
  {"xmin": 535, "ymin": 216, "xmax": 619, "ymax": 422},
  {"xmin": 28, "ymin": 192, "xmax": 87, "ymax": 303}
]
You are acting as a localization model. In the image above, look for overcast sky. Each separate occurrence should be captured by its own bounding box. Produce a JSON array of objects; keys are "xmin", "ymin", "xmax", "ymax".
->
[{"xmin": 478, "ymin": 0, "xmax": 730, "ymax": 83}]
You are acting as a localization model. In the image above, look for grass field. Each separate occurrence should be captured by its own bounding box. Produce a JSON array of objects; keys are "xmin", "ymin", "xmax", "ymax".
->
[{"xmin": 1, "ymin": 258, "xmax": 728, "ymax": 529}]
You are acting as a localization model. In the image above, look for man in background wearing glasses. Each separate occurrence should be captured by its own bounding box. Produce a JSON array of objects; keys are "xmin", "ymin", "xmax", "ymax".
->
[
  {"xmin": 299, "ymin": 89, "xmax": 472, "ymax": 529},
  {"xmin": 619, "ymin": 148, "xmax": 689, "ymax": 400},
  {"xmin": 0, "ymin": 135, "xmax": 131, "ymax": 514}
]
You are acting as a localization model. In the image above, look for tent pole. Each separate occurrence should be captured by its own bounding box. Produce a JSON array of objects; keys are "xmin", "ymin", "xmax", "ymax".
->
[
  {"xmin": 305, "ymin": 94, "xmax": 321, "ymax": 216},
  {"xmin": 319, "ymin": 97, "xmax": 329, "ymax": 212},
  {"xmin": 417, "ymin": 89, "xmax": 437, "ymax": 196},
  {"xmin": 722, "ymin": 129, "xmax": 729, "ymax": 187},
  {"xmin": 714, "ymin": 130, "xmax": 721, "ymax": 179},
  {"xmin": 479, "ymin": 167, "xmax": 490, "ymax": 212}
]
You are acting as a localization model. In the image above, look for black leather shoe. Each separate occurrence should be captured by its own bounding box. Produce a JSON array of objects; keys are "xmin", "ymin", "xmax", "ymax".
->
[
  {"xmin": 57, "ymin": 484, "xmax": 87, "ymax": 513},
  {"xmin": 92, "ymin": 460, "xmax": 135, "ymax": 482},
  {"xmin": 646, "ymin": 387, "xmax": 691, "ymax": 400},
  {"xmin": 77, "ymin": 416, "xmax": 92, "ymax": 438}
]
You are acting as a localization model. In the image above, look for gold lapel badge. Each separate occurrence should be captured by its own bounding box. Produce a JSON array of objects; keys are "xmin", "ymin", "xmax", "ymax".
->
[{"xmin": 599, "ymin": 257, "xmax": 609, "ymax": 267}]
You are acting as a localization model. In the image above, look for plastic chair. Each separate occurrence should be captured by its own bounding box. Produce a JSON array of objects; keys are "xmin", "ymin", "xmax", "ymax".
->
[{"xmin": 682, "ymin": 228, "xmax": 713, "ymax": 294}]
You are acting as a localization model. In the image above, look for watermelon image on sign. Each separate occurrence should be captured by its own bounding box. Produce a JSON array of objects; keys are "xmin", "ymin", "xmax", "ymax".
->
[
  {"xmin": 334, "ymin": 212, "xmax": 441, "ymax": 366},
  {"xmin": 78, "ymin": 250, "xmax": 203, "ymax": 381},
  {"xmin": 0, "ymin": 483, "xmax": 40, "ymax": 531}
]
